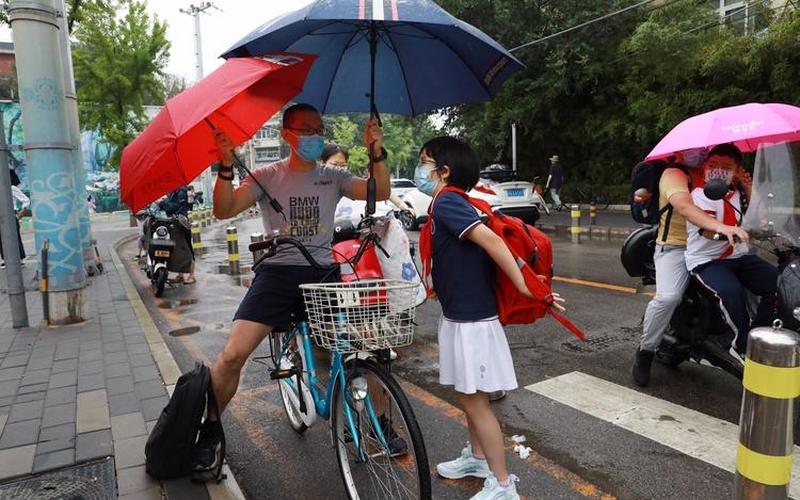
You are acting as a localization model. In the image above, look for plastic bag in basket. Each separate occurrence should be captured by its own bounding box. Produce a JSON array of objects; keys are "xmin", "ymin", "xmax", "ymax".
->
[{"xmin": 374, "ymin": 213, "xmax": 426, "ymax": 308}]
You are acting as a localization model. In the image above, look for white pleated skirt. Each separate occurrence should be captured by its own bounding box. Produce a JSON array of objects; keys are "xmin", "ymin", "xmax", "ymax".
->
[{"xmin": 438, "ymin": 315, "xmax": 518, "ymax": 395}]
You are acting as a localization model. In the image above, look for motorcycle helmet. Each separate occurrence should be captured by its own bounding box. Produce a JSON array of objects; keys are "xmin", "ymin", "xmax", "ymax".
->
[
  {"xmin": 620, "ymin": 226, "xmax": 657, "ymax": 282},
  {"xmin": 778, "ymin": 258, "xmax": 800, "ymax": 331}
]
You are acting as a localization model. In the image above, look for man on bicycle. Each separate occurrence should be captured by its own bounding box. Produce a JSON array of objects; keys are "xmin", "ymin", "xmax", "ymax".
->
[{"xmin": 194, "ymin": 103, "xmax": 390, "ymax": 473}]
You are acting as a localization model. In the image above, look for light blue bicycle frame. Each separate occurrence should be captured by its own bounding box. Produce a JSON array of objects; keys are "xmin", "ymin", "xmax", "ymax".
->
[{"xmin": 279, "ymin": 321, "xmax": 390, "ymax": 456}]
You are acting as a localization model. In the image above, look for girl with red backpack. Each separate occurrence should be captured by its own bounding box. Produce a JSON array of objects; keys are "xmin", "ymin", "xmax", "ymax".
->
[{"xmin": 416, "ymin": 137, "xmax": 565, "ymax": 500}]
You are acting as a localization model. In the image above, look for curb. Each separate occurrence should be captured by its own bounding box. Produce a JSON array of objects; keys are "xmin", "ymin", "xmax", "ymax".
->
[
  {"xmin": 537, "ymin": 223, "xmax": 634, "ymax": 242},
  {"xmin": 111, "ymin": 234, "xmax": 246, "ymax": 500}
]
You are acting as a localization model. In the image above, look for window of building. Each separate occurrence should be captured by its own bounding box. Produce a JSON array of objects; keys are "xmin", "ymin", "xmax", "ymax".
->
[{"xmin": 255, "ymin": 146, "xmax": 281, "ymax": 162}]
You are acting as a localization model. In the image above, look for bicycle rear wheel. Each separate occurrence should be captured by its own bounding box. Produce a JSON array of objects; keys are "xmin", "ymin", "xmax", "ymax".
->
[
  {"xmin": 332, "ymin": 359, "xmax": 431, "ymax": 500},
  {"xmin": 275, "ymin": 332, "xmax": 314, "ymax": 433}
]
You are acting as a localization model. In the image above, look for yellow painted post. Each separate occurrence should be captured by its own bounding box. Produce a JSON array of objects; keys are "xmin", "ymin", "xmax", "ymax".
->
[
  {"xmin": 570, "ymin": 204, "xmax": 581, "ymax": 244},
  {"xmin": 590, "ymin": 201, "xmax": 597, "ymax": 226},
  {"xmin": 735, "ymin": 325, "xmax": 800, "ymax": 499},
  {"xmin": 191, "ymin": 222, "xmax": 202, "ymax": 254},
  {"xmin": 227, "ymin": 226, "xmax": 240, "ymax": 275}
]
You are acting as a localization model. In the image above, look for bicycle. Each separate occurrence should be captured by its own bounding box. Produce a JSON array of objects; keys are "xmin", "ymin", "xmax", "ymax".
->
[
  {"xmin": 249, "ymin": 226, "xmax": 431, "ymax": 499},
  {"xmin": 575, "ymin": 184, "xmax": 610, "ymax": 210}
]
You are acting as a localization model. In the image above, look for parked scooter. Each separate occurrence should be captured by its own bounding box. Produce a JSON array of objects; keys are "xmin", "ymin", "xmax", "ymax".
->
[
  {"xmin": 621, "ymin": 142, "xmax": 800, "ymax": 379},
  {"xmin": 135, "ymin": 204, "xmax": 193, "ymax": 297}
]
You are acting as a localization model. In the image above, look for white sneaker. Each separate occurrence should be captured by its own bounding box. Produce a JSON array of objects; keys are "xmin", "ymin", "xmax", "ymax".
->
[
  {"xmin": 436, "ymin": 443, "xmax": 491, "ymax": 479},
  {"xmin": 470, "ymin": 474, "xmax": 520, "ymax": 500}
]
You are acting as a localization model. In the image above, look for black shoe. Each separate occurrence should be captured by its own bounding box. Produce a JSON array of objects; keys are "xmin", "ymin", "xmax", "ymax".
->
[
  {"xmin": 488, "ymin": 390, "xmax": 507, "ymax": 402},
  {"xmin": 632, "ymin": 349, "xmax": 654, "ymax": 387},
  {"xmin": 192, "ymin": 420, "xmax": 224, "ymax": 479},
  {"xmin": 345, "ymin": 414, "xmax": 408, "ymax": 457},
  {"xmin": 378, "ymin": 415, "xmax": 408, "ymax": 457}
]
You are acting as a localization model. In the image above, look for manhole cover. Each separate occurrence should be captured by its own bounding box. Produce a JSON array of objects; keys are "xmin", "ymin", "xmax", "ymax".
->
[
  {"xmin": 562, "ymin": 327, "xmax": 640, "ymax": 354},
  {"xmin": 0, "ymin": 457, "xmax": 116, "ymax": 499}
]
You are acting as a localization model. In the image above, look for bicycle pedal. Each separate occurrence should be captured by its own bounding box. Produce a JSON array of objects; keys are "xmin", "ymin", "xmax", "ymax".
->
[{"xmin": 270, "ymin": 368, "xmax": 297, "ymax": 380}]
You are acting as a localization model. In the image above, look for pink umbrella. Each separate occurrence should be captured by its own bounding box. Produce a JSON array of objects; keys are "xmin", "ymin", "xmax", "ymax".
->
[{"xmin": 646, "ymin": 103, "xmax": 800, "ymax": 161}]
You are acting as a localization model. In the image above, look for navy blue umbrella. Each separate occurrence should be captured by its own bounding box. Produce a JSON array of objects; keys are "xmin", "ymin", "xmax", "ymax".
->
[{"xmin": 222, "ymin": 0, "xmax": 524, "ymax": 117}]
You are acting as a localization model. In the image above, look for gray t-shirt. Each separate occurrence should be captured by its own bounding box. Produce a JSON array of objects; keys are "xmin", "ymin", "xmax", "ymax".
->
[{"xmin": 242, "ymin": 159, "xmax": 355, "ymax": 266}]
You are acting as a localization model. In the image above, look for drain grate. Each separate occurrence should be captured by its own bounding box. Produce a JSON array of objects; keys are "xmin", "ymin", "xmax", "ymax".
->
[
  {"xmin": 562, "ymin": 326, "xmax": 640, "ymax": 354},
  {"xmin": 0, "ymin": 457, "xmax": 117, "ymax": 500}
]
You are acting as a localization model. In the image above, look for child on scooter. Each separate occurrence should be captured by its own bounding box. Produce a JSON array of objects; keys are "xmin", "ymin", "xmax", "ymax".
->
[{"xmin": 416, "ymin": 136, "xmax": 563, "ymax": 499}]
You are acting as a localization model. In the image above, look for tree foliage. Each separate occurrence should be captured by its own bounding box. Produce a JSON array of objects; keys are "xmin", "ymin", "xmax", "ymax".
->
[
  {"xmin": 324, "ymin": 113, "xmax": 437, "ymax": 178},
  {"xmin": 437, "ymin": 0, "xmax": 800, "ymax": 201},
  {"xmin": 72, "ymin": 0, "xmax": 169, "ymax": 169}
]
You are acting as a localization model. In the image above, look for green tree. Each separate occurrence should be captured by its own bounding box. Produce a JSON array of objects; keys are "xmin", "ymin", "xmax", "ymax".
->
[{"xmin": 73, "ymin": 0, "xmax": 169, "ymax": 169}]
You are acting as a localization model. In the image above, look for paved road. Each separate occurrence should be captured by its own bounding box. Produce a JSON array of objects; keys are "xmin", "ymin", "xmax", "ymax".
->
[
  {"xmin": 116, "ymin": 216, "xmax": 751, "ymax": 500},
  {"xmin": 540, "ymin": 210, "xmax": 637, "ymax": 229}
]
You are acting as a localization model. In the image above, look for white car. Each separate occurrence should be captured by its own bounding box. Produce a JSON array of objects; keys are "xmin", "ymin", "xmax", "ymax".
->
[
  {"xmin": 479, "ymin": 165, "xmax": 542, "ymax": 224},
  {"xmin": 399, "ymin": 186, "xmax": 503, "ymax": 231},
  {"xmin": 334, "ymin": 197, "xmax": 396, "ymax": 226},
  {"xmin": 390, "ymin": 178, "xmax": 417, "ymax": 198}
]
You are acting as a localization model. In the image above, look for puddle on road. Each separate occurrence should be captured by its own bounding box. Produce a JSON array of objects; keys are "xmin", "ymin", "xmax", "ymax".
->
[
  {"xmin": 157, "ymin": 299, "xmax": 199, "ymax": 309},
  {"xmin": 169, "ymin": 326, "xmax": 201, "ymax": 337}
]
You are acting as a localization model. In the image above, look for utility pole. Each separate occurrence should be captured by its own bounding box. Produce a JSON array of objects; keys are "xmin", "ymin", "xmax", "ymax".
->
[
  {"xmin": 9, "ymin": 0, "xmax": 86, "ymax": 324},
  {"xmin": 511, "ymin": 122, "xmax": 517, "ymax": 172},
  {"xmin": 57, "ymin": 0, "xmax": 96, "ymax": 276},
  {"xmin": 0, "ymin": 116, "xmax": 29, "ymax": 328},
  {"xmin": 180, "ymin": 2, "xmax": 217, "ymax": 207}
]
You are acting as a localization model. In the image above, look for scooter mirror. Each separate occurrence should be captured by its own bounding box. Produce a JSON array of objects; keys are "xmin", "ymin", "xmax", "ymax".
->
[{"xmin": 703, "ymin": 179, "xmax": 729, "ymax": 201}]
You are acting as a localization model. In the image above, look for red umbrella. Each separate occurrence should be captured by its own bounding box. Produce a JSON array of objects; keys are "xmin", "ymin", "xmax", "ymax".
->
[{"xmin": 120, "ymin": 53, "xmax": 316, "ymax": 212}]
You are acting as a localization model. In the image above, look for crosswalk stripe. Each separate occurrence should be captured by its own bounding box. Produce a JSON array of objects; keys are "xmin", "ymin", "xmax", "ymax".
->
[{"xmin": 526, "ymin": 371, "xmax": 800, "ymax": 499}]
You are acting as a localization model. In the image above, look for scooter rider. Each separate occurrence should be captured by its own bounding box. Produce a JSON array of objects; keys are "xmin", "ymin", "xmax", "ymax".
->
[{"xmin": 632, "ymin": 148, "xmax": 750, "ymax": 387}]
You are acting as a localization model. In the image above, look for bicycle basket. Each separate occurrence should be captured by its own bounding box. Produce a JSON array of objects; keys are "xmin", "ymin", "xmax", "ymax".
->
[{"xmin": 299, "ymin": 279, "xmax": 419, "ymax": 354}]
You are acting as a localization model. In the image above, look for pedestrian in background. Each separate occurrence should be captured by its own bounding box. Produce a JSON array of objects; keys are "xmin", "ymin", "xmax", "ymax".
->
[
  {"xmin": 1, "ymin": 169, "xmax": 28, "ymax": 269},
  {"xmin": 159, "ymin": 185, "xmax": 197, "ymax": 284},
  {"xmin": 545, "ymin": 155, "xmax": 564, "ymax": 210}
]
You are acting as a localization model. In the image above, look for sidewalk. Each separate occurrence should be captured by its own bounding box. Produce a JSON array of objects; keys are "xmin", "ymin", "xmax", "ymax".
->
[{"xmin": 0, "ymin": 232, "xmax": 196, "ymax": 498}]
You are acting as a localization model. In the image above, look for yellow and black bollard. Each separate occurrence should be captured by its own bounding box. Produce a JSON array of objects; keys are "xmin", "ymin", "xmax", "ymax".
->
[
  {"xmin": 590, "ymin": 201, "xmax": 597, "ymax": 226},
  {"xmin": 227, "ymin": 226, "xmax": 240, "ymax": 275},
  {"xmin": 191, "ymin": 222, "xmax": 203, "ymax": 254},
  {"xmin": 570, "ymin": 204, "xmax": 581, "ymax": 244},
  {"xmin": 205, "ymin": 209, "xmax": 213, "ymax": 227},
  {"xmin": 41, "ymin": 239, "xmax": 49, "ymax": 326},
  {"xmin": 735, "ymin": 325, "xmax": 800, "ymax": 499}
]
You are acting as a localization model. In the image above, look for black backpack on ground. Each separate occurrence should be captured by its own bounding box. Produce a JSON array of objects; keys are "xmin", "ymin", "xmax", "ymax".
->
[
  {"xmin": 145, "ymin": 361, "xmax": 225, "ymax": 481},
  {"xmin": 630, "ymin": 161, "xmax": 690, "ymax": 241}
]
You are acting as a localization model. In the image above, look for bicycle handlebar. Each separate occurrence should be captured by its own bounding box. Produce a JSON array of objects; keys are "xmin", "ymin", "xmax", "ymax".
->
[{"xmin": 248, "ymin": 232, "xmax": 379, "ymax": 271}]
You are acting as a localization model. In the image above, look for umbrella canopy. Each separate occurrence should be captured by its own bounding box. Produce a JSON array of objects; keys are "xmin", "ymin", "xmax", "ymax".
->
[
  {"xmin": 221, "ymin": 0, "xmax": 523, "ymax": 116},
  {"xmin": 120, "ymin": 54, "xmax": 316, "ymax": 212},
  {"xmin": 646, "ymin": 103, "xmax": 800, "ymax": 161}
]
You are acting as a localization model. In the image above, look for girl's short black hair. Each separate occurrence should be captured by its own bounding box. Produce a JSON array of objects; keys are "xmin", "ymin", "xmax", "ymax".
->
[
  {"xmin": 321, "ymin": 143, "xmax": 349, "ymax": 163},
  {"xmin": 707, "ymin": 143, "xmax": 743, "ymax": 165},
  {"xmin": 420, "ymin": 136, "xmax": 480, "ymax": 191},
  {"xmin": 9, "ymin": 169, "xmax": 20, "ymax": 187}
]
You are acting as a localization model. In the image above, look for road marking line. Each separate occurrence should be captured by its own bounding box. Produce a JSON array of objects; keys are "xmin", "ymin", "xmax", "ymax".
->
[
  {"xmin": 552, "ymin": 276, "xmax": 638, "ymax": 294},
  {"xmin": 398, "ymin": 379, "xmax": 614, "ymax": 499},
  {"xmin": 525, "ymin": 371, "xmax": 800, "ymax": 499}
]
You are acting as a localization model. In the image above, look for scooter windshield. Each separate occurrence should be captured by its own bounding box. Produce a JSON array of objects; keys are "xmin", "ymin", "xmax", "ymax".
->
[{"xmin": 742, "ymin": 141, "xmax": 800, "ymax": 252}]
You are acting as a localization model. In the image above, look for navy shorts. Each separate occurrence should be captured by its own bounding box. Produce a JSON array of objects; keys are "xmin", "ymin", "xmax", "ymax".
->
[{"xmin": 233, "ymin": 265, "xmax": 341, "ymax": 329}]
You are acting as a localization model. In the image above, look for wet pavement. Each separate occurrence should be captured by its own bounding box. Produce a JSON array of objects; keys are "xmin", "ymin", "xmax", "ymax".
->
[{"xmin": 116, "ymin": 215, "xmax": 746, "ymax": 500}]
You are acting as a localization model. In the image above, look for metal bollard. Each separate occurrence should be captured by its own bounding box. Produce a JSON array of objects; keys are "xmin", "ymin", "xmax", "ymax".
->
[
  {"xmin": 206, "ymin": 209, "xmax": 213, "ymax": 227},
  {"xmin": 735, "ymin": 325, "xmax": 800, "ymax": 499},
  {"xmin": 227, "ymin": 226, "xmax": 240, "ymax": 275},
  {"xmin": 590, "ymin": 201, "xmax": 597, "ymax": 226},
  {"xmin": 191, "ymin": 222, "xmax": 202, "ymax": 253},
  {"xmin": 129, "ymin": 210, "xmax": 137, "ymax": 227},
  {"xmin": 570, "ymin": 204, "xmax": 581, "ymax": 244},
  {"xmin": 250, "ymin": 232, "xmax": 265, "ymax": 265}
]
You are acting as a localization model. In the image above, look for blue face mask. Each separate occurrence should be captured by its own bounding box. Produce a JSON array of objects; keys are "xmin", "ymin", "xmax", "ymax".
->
[
  {"xmin": 414, "ymin": 164, "xmax": 437, "ymax": 196},
  {"xmin": 290, "ymin": 133, "xmax": 325, "ymax": 162}
]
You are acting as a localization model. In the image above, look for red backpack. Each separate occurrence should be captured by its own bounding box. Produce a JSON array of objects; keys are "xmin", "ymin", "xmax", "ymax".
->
[{"xmin": 420, "ymin": 187, "xmax": 585, "ymax": 340}]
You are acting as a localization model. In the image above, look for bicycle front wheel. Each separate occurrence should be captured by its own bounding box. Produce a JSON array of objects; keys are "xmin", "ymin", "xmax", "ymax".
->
[{"xmin": 332, "ymin": 359, "xmax": 431, "ymax": 500}]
